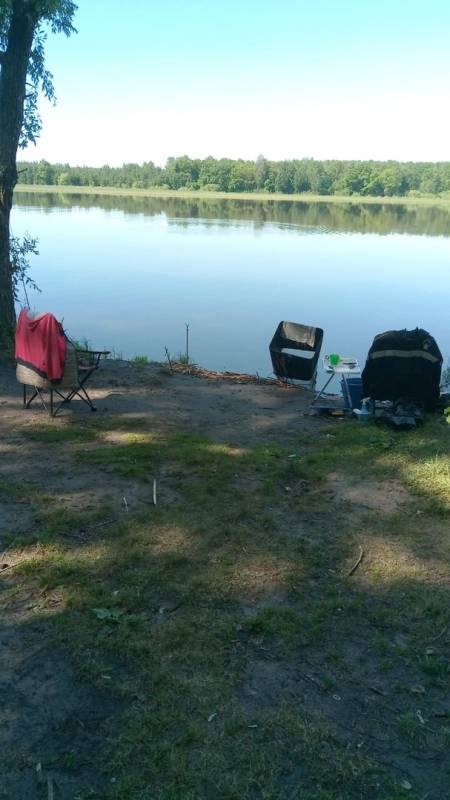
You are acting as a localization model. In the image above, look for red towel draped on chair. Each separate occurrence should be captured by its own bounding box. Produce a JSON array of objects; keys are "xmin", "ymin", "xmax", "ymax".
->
[{"xmin": 15, "ymin": 309, "xmax": 67, "ymax": 382}]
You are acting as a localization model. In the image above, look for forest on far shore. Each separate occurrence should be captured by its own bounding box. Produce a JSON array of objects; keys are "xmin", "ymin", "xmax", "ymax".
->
[{"xmin": 17, "ymin": 156, "xmax": 450, "ymax": 197}]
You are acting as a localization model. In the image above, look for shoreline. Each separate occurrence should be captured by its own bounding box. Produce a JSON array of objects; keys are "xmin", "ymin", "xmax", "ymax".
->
[{"xmin": 13, "ymin": 183, "xmax": 450, "ymax": 208}]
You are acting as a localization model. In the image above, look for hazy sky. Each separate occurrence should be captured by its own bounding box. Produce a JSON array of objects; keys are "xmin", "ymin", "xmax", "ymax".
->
[{"xmin": 23, "ymin": 0, "xmax": 450, "ymax": 166}]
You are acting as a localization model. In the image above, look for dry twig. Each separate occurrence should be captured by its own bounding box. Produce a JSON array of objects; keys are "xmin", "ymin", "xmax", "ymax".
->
[{"xmin": 348, "ymin": 546, "xmax": 364, "ymax": 576}]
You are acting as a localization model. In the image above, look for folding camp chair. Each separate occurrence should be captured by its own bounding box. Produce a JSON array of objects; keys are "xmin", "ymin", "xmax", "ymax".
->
[
  {"xmin": 17, "ymin": 341, "xmax": 110, "ymax": 417},
  {"xmin": 269, "ymin": 320, "xmax": 324, "ymax": 389}
]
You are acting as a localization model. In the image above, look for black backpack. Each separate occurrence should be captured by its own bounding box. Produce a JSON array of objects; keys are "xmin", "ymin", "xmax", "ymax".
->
[{"xmin": 362, "ymin": 328, "xmax": 443, "ymax": 411}]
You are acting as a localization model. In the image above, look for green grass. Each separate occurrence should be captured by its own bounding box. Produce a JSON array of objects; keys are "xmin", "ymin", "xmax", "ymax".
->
[
  {"xmin": 133, "ymin": 354, "xmax": 151, "ymax": 364},
  {"xmin": 0, "ymin": 477, "xmax": 52, "ymax": 504},
  {"xmin": 174, "ymin": 351, "xmax": 196, "ymax": 366},
  {"xmin": 22, "ymin": 422, "xmax": 99, "ymax": 443},
  {"xmin": 2, "ymin": 410, "xmax": 450, "ymax": 799},
  {"xmin": 71, "ymin": 336, "xmax": 93, "ymax": 352}
]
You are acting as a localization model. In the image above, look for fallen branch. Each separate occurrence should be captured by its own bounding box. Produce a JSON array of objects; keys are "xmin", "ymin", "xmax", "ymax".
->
[
  {"xmin": 169, "ymin": 361, "xmax": 296, "ymax": 387},
  {"xmin": 348, "ymin": 546, "xmax": 364, "ymax": 576}
]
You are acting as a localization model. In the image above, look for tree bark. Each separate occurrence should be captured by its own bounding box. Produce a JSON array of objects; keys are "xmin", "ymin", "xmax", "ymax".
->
[{"xmin": 0, "ymin": 2, "xmax": 38, "ymax": 356}]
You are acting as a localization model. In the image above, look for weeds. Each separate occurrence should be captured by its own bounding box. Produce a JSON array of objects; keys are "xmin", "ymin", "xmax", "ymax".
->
[{"xmin": 133, "ymin": 354, "xmax": 151, "ymax": 364}]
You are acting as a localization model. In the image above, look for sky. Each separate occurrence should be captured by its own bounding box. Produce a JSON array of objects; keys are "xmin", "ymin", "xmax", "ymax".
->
[{"xmin": 23, "ymin": 0, "xmax": 450, "ymax": 167}]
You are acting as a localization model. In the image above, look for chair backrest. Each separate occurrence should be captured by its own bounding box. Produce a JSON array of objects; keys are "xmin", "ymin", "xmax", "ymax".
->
[
  {"xmin": 15, "ymin": 308, "xmax": 67, "ymax": 384},
  {"xmin": 59, "ymin": 341, "xmax": 79, "ymax": 388},
  {"xmin": 269, "ymin": 320, "xmax": 324, "ymax": 381}
]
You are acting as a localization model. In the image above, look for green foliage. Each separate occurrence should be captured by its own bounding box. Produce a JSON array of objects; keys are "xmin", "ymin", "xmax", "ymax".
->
[
  {"xmin": 71, "ymin": 336, "xmax": 93, "ymax": 351},
  {"xmin": 9, "ymin": 232, "xmax": 40, "ymax": 301},
  {"xmin": 0, "ymin": 1, "xmax": 77, "ymax": 148},
  {"xmin": 16, "ymin": 155, "xmax": 450, "ymax": 198}
]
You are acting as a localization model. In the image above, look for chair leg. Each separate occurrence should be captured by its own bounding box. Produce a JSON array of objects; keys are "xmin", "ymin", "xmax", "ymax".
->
[
  {"xmin": 78, "ymin": 385, "xmax": 97, "ymax": 411},
  {"xmin": 22, "ymin": 385, "xmax": 51, "ymax": 412},
  {"xmin": 25, "ymin": 388, "xmax": 39, "ymax": 409},
  {"xmin": 52, "ymin": 385, "xmax": 97, "ymax": 415}
]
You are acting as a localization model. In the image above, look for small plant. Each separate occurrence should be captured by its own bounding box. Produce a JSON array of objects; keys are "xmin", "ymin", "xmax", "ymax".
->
[
  {"xmin": 175, "ymin": 352, "xmax": 195, "ymax": 366},
  {"xmin": 133, "ymin": 355, "xmax": 150, "ymax": 364},
  {"xmin": 71, "ymin": 336, "xmax": 93, "ymax": 352},
  {"xmin": 396, "ymin": 712, "xmax": 422, "ymax": 741},
  {"xmin": 320, "ymin": 672, "xmax": 337, "ymax": 690}
]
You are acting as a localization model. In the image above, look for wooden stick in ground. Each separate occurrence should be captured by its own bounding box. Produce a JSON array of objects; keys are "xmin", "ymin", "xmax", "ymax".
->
[
  {"xmin": 185, "ymin": 322, "xmax": 189, "ymax": 365},
  {"xmin": 47, "ymin": 776, "xmax": 54, "ymax": 800},
  {"xmin": 153, "ymin": 479, "xmax": 157, "ymax": 506},
  {"xmin": 164, "ymin": 346, "xmax": 173, "ymax": 373},
  {"xmin": 348, "ymin": 546, "xmax": 364, "ymax": 576}
]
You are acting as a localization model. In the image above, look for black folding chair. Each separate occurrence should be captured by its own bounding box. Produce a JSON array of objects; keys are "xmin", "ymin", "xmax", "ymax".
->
[
  {"xmin": 269, "ymin": 320, "xmax": 324, "ymax": 389},
  {"xmin": 17, "ymin": 341, "xmax": 110, "ymax": 416}
]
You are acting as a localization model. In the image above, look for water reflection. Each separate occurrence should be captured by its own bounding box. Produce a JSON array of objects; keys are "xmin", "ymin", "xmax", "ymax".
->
[{"xmin": 13, "ymin": 191, "xmax": 450, "ymax": 237}]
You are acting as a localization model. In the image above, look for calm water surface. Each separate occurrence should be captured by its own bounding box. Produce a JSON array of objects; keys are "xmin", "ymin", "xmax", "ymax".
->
[{"xmin": 12, "ymin": 193, "xmax": 450, "ymax": 377}]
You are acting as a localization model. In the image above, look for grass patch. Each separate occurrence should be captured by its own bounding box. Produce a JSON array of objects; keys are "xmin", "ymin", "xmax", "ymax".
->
[
  {"xmin": 2, "ymin": 412, "xmax": 450, "ymax": 798},
  {"xmin": 0, "ymin": 477, "xmax": 52, "ymax": 504},
  {"xmin": 311, "ymin": 417, "xmax": 450, "ymax": 513},
  {"xmin": 22, "ymin": 422, "xmax": 99, "ymax": 443},
  {"xmin": 34, "ymin": 505, "xmax": 113, "ymax": 541},
  {"xmin": 244, "ymin": 605, "xmax": 310, "ymax": 648}
]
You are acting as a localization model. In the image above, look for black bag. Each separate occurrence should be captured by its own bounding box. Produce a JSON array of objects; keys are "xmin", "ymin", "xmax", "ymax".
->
[{"xmin": 362, "ymin": 328, "xmax": 442, "ymax": 411}]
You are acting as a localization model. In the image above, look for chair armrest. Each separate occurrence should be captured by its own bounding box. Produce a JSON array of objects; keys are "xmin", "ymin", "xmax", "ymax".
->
[
  {"xmin": 75, "ymin": 349, "xmax": 111, "ymax": 369},
  {"xmin": 75, "ymin": 350, "xmax": 110, "ymax": 356}
]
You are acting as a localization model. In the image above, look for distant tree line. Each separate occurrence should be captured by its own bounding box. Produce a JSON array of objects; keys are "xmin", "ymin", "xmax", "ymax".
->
[{"xmin": 16, "ymin": 155, "xmax": 450, "ymax": 197}]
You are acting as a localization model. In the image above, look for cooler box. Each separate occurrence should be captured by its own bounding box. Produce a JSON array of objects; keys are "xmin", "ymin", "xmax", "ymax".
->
[{"xmin": 341, "ymin": 376, "xmax": 363, "ymax": 409}]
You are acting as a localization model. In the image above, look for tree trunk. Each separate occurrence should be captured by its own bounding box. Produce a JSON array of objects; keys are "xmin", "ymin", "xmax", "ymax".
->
[
  {"xmin": 0, "ymin": 172, "xmax": 15, "ymax": 355},
  {"xmin": 0, "ymin": 2, "xmax": 38, "ymax": 356}
]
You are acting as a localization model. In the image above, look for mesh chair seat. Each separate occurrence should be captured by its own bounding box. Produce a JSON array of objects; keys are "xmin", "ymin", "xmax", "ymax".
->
[{"xmin": 270, "ymin": 320, "xmax": 324, "ymax": 386}]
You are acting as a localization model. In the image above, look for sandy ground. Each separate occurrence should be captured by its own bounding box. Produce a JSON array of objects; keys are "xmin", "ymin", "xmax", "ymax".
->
[
  {"xmin": 0, "ymin": 358, "xmax": 325, "ymax": 532},
  {"xmin": 1, "ymin": 357, "xmax": 319, "ymax": 442}
]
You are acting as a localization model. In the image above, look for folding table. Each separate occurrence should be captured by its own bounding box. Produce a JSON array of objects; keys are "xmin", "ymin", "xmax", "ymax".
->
[{"xmin": 311, "ymin": 355, "xmax": 361, "ymax": 409}]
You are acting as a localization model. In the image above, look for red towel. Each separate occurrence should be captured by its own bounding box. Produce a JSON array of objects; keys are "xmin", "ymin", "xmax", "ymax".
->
[{"xmin": 15, "ymin": 309, "xmax": 67, "ymax": 382}]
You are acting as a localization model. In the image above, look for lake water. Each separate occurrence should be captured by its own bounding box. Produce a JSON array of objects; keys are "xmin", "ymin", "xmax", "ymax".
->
[{"xmin": 11, "ymin": 193, "xmax": 450, "ymax": 379}]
